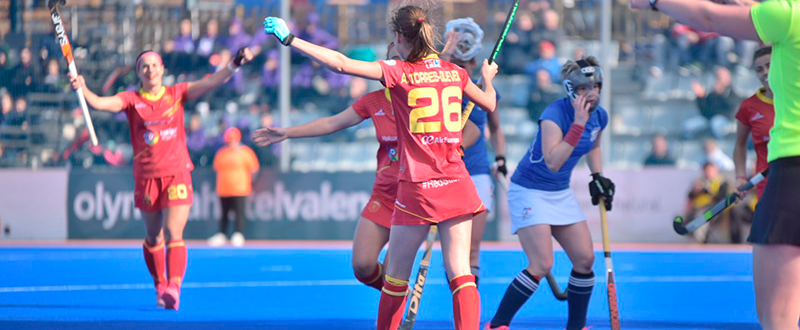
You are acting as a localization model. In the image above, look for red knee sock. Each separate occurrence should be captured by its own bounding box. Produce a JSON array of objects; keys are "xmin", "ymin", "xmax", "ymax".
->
[
  {"xmin": 143, "ymin": 240, "xmax": 167, "ymax": 287},
  {"xmin": 377, "ymin": 275, "xmax": 408, "ymax": 330},
  {"xmin": 355, "ymin": 262, "xmax": 384, "ymax": 291},
  {"xmin": 166, "ymin": 240, "xmax": 187, "ymax": 286},
  {"xmin": 450, "ymin": 274, "xmax": 480, "ymax": 330}
]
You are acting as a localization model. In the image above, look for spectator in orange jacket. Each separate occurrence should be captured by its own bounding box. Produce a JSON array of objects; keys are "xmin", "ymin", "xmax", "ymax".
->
[{"xmin": 207, "ymin": 127, "xmax": 259, "ymax": 247}]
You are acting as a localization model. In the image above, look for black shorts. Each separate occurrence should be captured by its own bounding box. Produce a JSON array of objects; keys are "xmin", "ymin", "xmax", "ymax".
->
[{"xmin": 747, "ymin": 156, "xmax": 800, "ymax": 246}]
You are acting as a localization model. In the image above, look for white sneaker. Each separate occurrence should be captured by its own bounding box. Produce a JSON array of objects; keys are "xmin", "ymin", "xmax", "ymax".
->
[
  {"xmin": 231, "ymin": 232, "xmax": 245, "ymax": 247},
  {"xmin": 207, "ymin": 232, "xmax": 227, "ymax": 247}
]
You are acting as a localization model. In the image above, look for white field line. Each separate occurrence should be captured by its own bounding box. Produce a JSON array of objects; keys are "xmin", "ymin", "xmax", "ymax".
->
[{"xmin": 0, "ymin": 275, "xmax": 752, "ymax": 293}]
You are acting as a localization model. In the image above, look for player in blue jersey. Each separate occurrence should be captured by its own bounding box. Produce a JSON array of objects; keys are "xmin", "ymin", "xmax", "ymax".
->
[
  {"xmin": 484, "ymin": 56, "xmax": 614, "ymax": 330},
  {"xmin": 442, "ymin": 18, "xmax": 507, "ymax": 286}
]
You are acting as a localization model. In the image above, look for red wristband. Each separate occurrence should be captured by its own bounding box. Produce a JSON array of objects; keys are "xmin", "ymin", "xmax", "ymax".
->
[
  {"xmin": 564, "ymin": 123, "xmax": 585, "ymax": 146},
  {"xmin": 736, "ymin": 175, "xmax": 748, "ymax": 181}
]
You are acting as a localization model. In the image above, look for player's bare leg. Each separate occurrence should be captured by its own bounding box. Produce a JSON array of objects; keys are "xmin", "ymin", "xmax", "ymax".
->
[
  {"xmin": 469, "ymin": 211, "xmax": 488, "ymax": 284},
  {"xmin": 439, "ymin": 215, "xmax": 480, "ymax": 330},
  {"xmin": 378, "ymin": 223, "xmax": 429, "ymax": 330},
  {"xmin": 553, "ymin": 222, "xmax": 596, "ymax": 330},
  {"xmin": 142, "ymin": 210, "xmax": 165, "ymax": 246},
  {"xmin": 141, "ymin": 210, "xmax": 167, "ymax": 307},
  {"xmin": 753, "ymin": 244, "xmax": 800, "ymax": 330},
  {"xmin": 352, "ymin": 217, "xmax": 390, "ymax": 291},
  {"xmin": 518, "ymin": 225, "xmax": 555, "ymax": 277},
  {"xmin": 160, "ymin": 205, "xmax": 191, "ymax": 310}
]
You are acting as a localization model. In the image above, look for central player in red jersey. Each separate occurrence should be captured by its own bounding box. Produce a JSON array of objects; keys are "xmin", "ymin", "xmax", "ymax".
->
[
  {"xmin": 734, "ymin": 46, "xmax": 774, "ymax": 199},
  {"xmin": 70, "ymin": 47, "xmax": 253, "ymax": 310},
  {"xmin": 263, "ymin": 3, "xmax": 498, "ymax": 329},
  {"xmin": 254, "ymin": 43, "xmax": 481, "ymax": 293}
]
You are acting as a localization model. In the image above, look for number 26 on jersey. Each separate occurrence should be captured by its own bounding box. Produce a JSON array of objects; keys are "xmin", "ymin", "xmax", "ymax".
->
[{"xmin": 408, "ymin": 86, "xmax": 462, "ymax": 133}]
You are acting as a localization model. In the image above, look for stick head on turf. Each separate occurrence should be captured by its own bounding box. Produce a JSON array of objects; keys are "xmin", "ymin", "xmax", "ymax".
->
[
  {"xmin": 673, "ymin": 216, "xmax": 689, "ymax": 235},
  {"xmin": 48, "ymin": 0, "xmax": 66, "ymax": 9}
]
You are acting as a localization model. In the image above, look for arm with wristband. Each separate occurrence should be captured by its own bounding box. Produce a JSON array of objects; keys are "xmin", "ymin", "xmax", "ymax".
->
[
  {"xmin": 541, "ymin": 94, "xmax": 592, "ymax": 172},
  {"xmin": 264, "ymin": 16, "xmax": 498, "ymax": 112},
  {"xmin": 631, "ymin": 0, "xmax": 762, "ymax": 41},
  {"xmin": 186, "ymin": 47, "xmax": 253, "ymax": 101}
]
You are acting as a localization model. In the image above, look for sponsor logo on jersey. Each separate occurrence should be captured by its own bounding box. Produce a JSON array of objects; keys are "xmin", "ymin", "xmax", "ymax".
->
[
  {"xmin": 395, "ymin": 200, "xmax": 407, "ymax": 209},
  {"xmin": 144, "ymin": 130, "xmax": 159, "ymax": 145},
  {"xmin": 144, "ymin": 120, "xmax": 168, "ymax": 126},
  {"xmin": 421, "ymin": 136, "xmax": 460, "ymax": 145},
  {"xmin": 135, "ymin": 103, "xmax": 147, "ymax": 110},
  {"xmin": 522, "ymin": 207, "xmax": 532, "ymax": 218},
  {"xmin": 375, "ymin": 109, "xmax": 386, "ymax": 116},
  {"xmin": 383, "ymin": 60, "xmax": 397, "ymax": 66},
  {"xmin": 751, "ymin": 112, "xmax": 765, "ymax": 121},
  {"xmin": 388, "ymin": 146, "xmax": 399, "ymax": 161},
  {"xmin": 422, "ymin": 178, "xmax": 459, "ymax": 189},
  {"xmin": 160, "ymin": 127, "xmax": 178, "ymax": 142},
  {"xmin": 590, "ymin": 127, "xmax": 601, "ymax": 142},
  {"xmin": 382, "ymin": 135, "xmax": 398, "ymax": 142},
  {"xmin": 424, "ymin": 58, "xmax": 441, "ymax": 69}
]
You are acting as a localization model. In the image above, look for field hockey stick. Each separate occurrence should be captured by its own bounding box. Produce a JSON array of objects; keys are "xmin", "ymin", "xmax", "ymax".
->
[
  {"xmin": 673, "ymin": 169, "xmax": 768, "ymax": 236},
  {"xmin": 599, "ymin": 199, "xmax": 622, "ymax": 330},
  {"xmin": 460, "ymin": 0, "xmax": 520, "ymax": 129},
  {"xmin": 495, "ymin": 173, "xmax": 568, "ymax": 301},
  {"xmin": 399, "ymin": 225, "xmax": 438, "ymax": 330},
  {"xmin": 49, "ymin": 0, "xmax": 98, "ymax": 146}
]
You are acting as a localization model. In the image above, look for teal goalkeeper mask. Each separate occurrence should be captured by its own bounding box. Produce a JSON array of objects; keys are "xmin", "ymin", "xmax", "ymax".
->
[{"xmin": 563, "ymin": 59, "xmax": 604, "ymax": 112}]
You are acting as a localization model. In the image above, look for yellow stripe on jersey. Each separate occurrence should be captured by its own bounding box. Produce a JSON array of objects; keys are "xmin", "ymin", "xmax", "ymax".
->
[
  {"xmin": 139, "ymin": 87, "xmax": 166, "ymax": 101},
  {"xmin": 756, "ymin": 88, "xmax": 773, "ymax": 105},
  {"xmin": 376, "ymin": 165, "xmax": 392, "ymax": 174},
  {"xmin": 394, "ymin": 203, "xmax": 435, "ymax": 222},
  {"xmin": 162, "ymin": 97, "xmax": 183, "ymax": 118}
]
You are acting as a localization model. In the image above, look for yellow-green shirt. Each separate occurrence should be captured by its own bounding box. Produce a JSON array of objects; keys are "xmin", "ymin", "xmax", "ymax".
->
[{"xmin": 751, "ymin": 0, "xmax": 800, "ymax": 161}]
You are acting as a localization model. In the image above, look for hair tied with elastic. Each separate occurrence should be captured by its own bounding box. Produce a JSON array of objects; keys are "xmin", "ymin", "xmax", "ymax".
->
[{"xmin": 417, "ymin": 16, "xmax": 425, "ymax": 23}]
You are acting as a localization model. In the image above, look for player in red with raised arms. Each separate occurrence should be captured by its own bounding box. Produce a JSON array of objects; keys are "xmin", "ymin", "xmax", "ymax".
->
[
  {"xmin": 69, "ymin": 47, "xmax": 253, "ymax": 310},
  {"xmin": 254, "ymin": 44, "xmax": 481, "ymax": 293},
  {"xmin": 262, "ymin": 4, "xmax": 498, "ymax": 329}
]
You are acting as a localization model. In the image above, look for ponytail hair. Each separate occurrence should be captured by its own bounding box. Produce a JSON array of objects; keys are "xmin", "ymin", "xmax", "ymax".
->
[{"xmin": 389, "ymin": 5, "xmax": 441, "ymax": 63}]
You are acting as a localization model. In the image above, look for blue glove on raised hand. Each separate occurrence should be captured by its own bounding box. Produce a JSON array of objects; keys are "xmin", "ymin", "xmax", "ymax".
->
[{"xmin": 264, "ymin": 17, "xmax": 295, "ymax": 46}]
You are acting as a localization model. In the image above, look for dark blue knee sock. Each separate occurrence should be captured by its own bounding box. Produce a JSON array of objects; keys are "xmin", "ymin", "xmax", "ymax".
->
[
  {"xmin": 566, "ymin": 270, "xmax": 595, "ymax": 330},
  {"xmin": 489, "ymin": 269, "xmax": 539, "ymax": 328}
]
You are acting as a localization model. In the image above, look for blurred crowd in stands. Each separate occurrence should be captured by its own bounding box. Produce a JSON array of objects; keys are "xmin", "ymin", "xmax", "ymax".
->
[{"xmin": 0, "ymin": 0, "xmax": 762, "ymax": 181}]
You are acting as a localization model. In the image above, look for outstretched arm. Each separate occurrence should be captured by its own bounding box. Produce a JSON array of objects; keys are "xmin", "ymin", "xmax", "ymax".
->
[
  {"xmin": 264, "ymin": 17, "xmax": 384, "ymax": 81},
  {"xmin": 631, "ymin": 0, "xmax": 758, "ymax": 40},
  {"xmin": 186, "ymin": 48, "xmax": 254, "ymax": 101},
  {"xmin": 252, "ymin": 107, "xmax": 365, "ymax": 146},
  {"xmin": 69, "ymin": 74, "xmax": 124, "ymax": 113}
]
